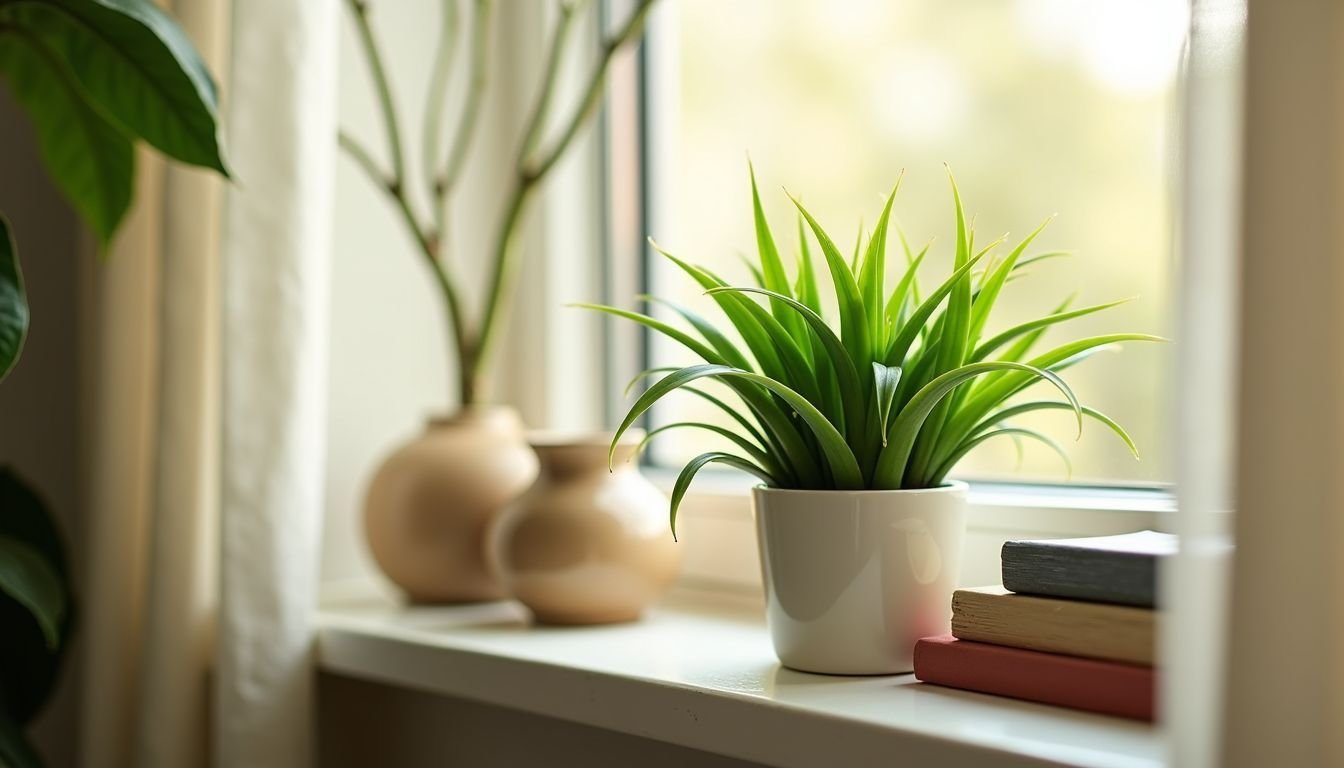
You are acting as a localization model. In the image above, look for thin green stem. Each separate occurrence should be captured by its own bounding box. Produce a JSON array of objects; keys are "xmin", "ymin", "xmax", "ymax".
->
[
  {"xmin": 518, "ymin": 1, "xmax": 582, "ymax": 164},
  {"xmin": 423, "ymin": 0, "xmax": 461, "ymax": 187},
  {"xmin": 469, "ymin": 0, "xmax": 656, "ymax": 396},
  {"xmin": 525, "ymin": 0, "xmax": 655, "ymax": 181},
  {"xmin": 338, "ymin": 131, "xmax": 470, "ymax": 394},
  {"xmin": 440, "ymin": 0, "xmax": 493, "ymax": 194},
  {"xmin": 347, "ymin": 0, "xmax": 408, "ymax": 187}
]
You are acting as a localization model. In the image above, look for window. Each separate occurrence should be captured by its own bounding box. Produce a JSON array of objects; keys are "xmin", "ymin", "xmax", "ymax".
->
[{"xmin": 625, "ymin": 0, "xmax": 1187, "ymax": 486}]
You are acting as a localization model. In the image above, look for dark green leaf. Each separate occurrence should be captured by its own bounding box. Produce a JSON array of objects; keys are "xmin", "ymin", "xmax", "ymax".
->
[
  {"xmin": 0, "ymin": 536, "xmax": 65, "ymax": 648},
  {"xmin": 3, "ymin": 0, "xmax": 227, "ymax": 173},
  {"xmin": 0, "ymin": 715, "xmax": 42, "ymax": 768},
  {"xmin": 0, "ymin": 468, "xmax": 71, "ymax": 726},
  {"xmin": 0, "ymin": 217, "xmax": 27, "ymax": 381},
  {"xmin": 0, "ymin": 27, "xmax": 134, "ymax": 244}
]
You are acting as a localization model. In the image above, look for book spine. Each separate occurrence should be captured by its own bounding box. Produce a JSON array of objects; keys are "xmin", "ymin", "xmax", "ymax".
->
[
  {"xmin": 913, "ymin": 637, "xmax": 1155, "ymax": 721},
  {"xmin": 1001, "ymin": 542, "xmax": 1157, "ymax": 608}
]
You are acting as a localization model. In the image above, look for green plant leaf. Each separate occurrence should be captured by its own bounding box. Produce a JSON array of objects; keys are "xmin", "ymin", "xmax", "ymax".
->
[
  {"xmin": 884, "ymin": 241, "xmax": 928, "ymax": 347},
  {"xmin": 2, "ymin": 0, "xmax": 227, "ymax": 174},
  {"xmin": 875, "ymin": 360, "xmax": 1080, "ymax": 488},
  {"xmin": 790, "ymin": 195, "xmax": 870, "ymax": 370},
  {"xmin": 650, "ymin": 242, "xmax": 788, "ymax": 382},
  {"xmin": 0, "ymin": 217, "xmax": 27, "ymax": 382},
  {"xmin": 748, "ymin": 164, "xmax": 807, "ymax": 343},
  {"xmin": 0, "ymin": 715, "xmax": 42, "ymax": 768},
  {"xmin": 858, "ymin": 181, "xmax": 899, "ymax": 354},
  {"xmin": 884, "ymin": 248, "xmax": 989, "ymax": 367},
  {"xmin": 970, "ymin": 298, "xmax": 1132, "ymax": 363},
  {"xmin": 794, "ymin": 213, "xmax": 821, "ymax": 314},
  {"xmin": 573, "ymin": 303, "xmax": 724, "ymax": 365},
  {"xmin": 929, "ymin": 426, "xmax": 1071, "ymax": 485},
  {"xmin": 0, "ymin": 468, "xmax": 71, "ymax": 726},
  {"xmin": 706, "ymin": 286, "xmax": 862, "ymax": 439},
  {"xmin": 639, "ymin": 295, "xmax": 754, "ymax": 371},
  {"xmin": 872, "ymin": 363, "xmax": 902, "ymax": 446},
  {"xmin": 971, "ymin": 400, "xmax": 1139, "ymax": 458},
  {"xmin": 670, "ymin": 452, "xmax": 777, "ymax": 540},
  {"xmin": 0, "ymin": 26, "xmax": 134, "ymax": 245},
  {"xmin": 967, "ymin": 217, "xmax": 1051, "ymax": 346},
  {"xmin": 635, "ymin": 421, "xmax": 776, "ymax": 472},
  {"xmin": 610, "ymin": 364, "xmax": 858, "ymax": 489},
  {"xmin": 0, "ymin": 536, "xmax": 65, "ymax": 649}
]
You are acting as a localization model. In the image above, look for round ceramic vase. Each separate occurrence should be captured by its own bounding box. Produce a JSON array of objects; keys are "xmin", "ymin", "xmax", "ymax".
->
[
  {"xmin": 753, "ymin": 481, "xmax": 968, "ymax": 675},
  {"xmin": 488, "ymin": 432, "xmax": 681, "ymax": 625},
  {"xmin": 364, "ymin": 407, "xmax": 539, "ymax": 603}
]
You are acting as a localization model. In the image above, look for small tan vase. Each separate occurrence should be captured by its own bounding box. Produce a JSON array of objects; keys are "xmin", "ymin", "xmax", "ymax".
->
[
  {"xmin": 488, "ymin": 432, "xmax": 681, "ymax": 624},
  {"xmin": 364, "ymin": 407, "xmax": 538, "ymax": 602}
]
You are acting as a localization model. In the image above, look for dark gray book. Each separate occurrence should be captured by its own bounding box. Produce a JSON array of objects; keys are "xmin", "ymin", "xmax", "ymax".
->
[{"xmin": 1000, "ymin": 530, "xmax": 1176, "ymax": 608}]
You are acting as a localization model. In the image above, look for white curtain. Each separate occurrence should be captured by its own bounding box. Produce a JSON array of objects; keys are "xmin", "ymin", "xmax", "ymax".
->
[
  {"xmin": 78, "ymin": 0, "xmax": 338, "ymax": 766},
  {"xmin": 215, "ymin": 0, "xmax": 338, "ymax": 764}
]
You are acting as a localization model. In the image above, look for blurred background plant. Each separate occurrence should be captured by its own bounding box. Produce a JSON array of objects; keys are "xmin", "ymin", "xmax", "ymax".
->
[
  {"xmin": 0, "ymin": 0, "xmax": 226, "ymax": 763},
  {"xmin": 338, "ymin": 0, "xmax": 656, "ymax": 406}
]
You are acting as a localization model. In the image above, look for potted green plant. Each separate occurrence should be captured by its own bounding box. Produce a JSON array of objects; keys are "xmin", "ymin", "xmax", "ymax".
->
[
  {"xmin": 0, "ymin": 0, "xmax": 227, "ymax": 761},
  {"xmin": 587, "ymin": 168, "xmax": 1160, "ymax": 674},
  {"xmin": 343, "ymin": 0, "xmax": 658, "ymax": 602}
]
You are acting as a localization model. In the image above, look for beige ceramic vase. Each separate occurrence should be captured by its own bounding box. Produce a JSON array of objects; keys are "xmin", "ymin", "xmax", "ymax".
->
[
  {"xmin": 488, "ymin": 432, "xmax": 680, "ymax": 624},
  {"xmin": 364, "ymin": 407, "xmax": 538, "ymax": 602}
]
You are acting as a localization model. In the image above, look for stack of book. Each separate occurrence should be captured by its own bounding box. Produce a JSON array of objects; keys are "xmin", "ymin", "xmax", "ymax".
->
[{"xmin": 913, "ymin": 530, "xmax": 1174, "ymax": 721}]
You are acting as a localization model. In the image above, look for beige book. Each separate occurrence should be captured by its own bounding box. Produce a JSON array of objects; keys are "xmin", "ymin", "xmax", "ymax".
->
[{"xmin": 951, "ymin": 586, "xmax": 1156, "ymax": 666}]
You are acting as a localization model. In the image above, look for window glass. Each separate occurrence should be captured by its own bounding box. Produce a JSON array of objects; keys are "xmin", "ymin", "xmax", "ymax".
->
[{"xmin": 642, "ymin": 0, "xmax": 1186, "ymax": 484}]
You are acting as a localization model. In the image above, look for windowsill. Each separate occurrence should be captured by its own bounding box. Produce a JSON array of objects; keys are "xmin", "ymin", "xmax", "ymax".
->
[{"xmin": 317, "ymin": 587, "xmax": 1162, "ymax": 768}]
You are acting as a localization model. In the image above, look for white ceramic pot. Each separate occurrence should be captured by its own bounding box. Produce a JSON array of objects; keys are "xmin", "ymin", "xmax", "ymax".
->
[{"xmin": 753, "ymin": 482, "xmax": 967, "ymax": 675}]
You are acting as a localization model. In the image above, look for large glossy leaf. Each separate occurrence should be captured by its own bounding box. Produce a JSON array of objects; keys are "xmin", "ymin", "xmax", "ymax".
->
[
  {"xmin": 0, "ymin": 468, "xmax": 70, "ymax": 726},
  {"xmin": 0, "ymin": 27, "xmax": 133, "ymax": 244},
  {"xmin": 0, "ymin": 217, "xmax": 26, "ymax": 381},
  {"xmin": 0, "ymin": 536, "xmax": 65, "ymax": 648},
  {"xmin": 2, "ymin": 0, "xmax": 227, "ymax": 174}
]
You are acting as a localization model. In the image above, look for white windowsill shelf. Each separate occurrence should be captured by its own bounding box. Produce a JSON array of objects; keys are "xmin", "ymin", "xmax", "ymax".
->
[{"xmin": 317, "ymin": 588, "xmax": 1163, "ymax": 768}]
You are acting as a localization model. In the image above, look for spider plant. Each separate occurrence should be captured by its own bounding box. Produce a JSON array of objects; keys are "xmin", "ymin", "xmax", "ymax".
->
[{"xmin": 582, "ymin": 168, "xmax": 1162, "ymax": 537}]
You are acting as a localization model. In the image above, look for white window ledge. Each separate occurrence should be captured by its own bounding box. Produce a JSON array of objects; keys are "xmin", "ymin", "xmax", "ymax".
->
[{"xmin": 317, "ymin": 588, "xmax": 1162, "ymax": 768}]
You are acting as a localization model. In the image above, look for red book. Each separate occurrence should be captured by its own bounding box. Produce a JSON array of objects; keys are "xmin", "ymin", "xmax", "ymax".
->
[{"xmin": 912, "ymin": 635, "xmax": 1155, "ymax": 721}]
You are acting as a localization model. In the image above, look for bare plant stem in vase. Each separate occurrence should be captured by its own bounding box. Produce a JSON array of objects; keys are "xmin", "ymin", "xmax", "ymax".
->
[{"xmin": 344, "ymin": 0, "xmax": 657, "ymax": 601}]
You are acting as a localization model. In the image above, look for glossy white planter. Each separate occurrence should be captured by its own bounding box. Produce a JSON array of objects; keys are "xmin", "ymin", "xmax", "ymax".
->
[{"xmin": 753, "ymin": 482, "xmax": 967, "ymax": 675}]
